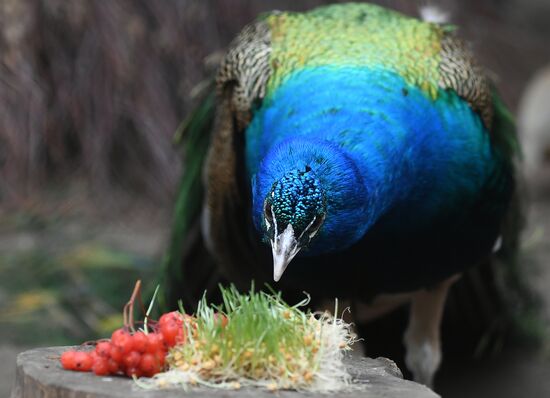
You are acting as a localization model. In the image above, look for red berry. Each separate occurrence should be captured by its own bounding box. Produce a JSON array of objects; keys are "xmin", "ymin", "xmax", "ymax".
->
[
  {"xmin": 90, "ymin": 351, "xmax": 99, "ymax": 362},
  {"xmin": 163, "ymin": 320, "xmax": 187, "ymax": 346},
  {"xmin": 160, "ymin": 321, "xmax": 180, "ymax": 347},
  {"xmin": 111, "ymin": 328, "xmax": 126, "ymax": 343},
  {"xmin": 95, "ymin": 341, "xmax": 111, "ymax": 358},
  {"xmin": 110, "ymin": 345, "xmax": 123, "ymax": 363},
  {"xmin": 60, "ymin": 350, "xmax": 77, "ymax": 370},
  {"xmin": 139, "ymin": 353, "xmax": 157, "ymax": 376},
  {"xmin": 112, "ymin": 329, "xmax": 134, "ymax": 354},
  {"xmin": 132, "ymin": 332, "xmax": 148, "ymax": 353},
  {"xmin": 74, "ymin": 351, "xmax": 93, "ymax": 372},
  {"xmin": 159, "ymin": 311, "xmax": 182, "ymax": 324},
  {"xmin": 159, "ymin": 311, "xmax": 189, "ymax": 347},
  {"xmin": 123, "ymin": 351, "xmax": 141, "ymax": 369},
  {"xmin": 155, "ymin": 350, "xmax": 166, "ymax": 367},
  {"xmin": 107, "ymin": 358, "xmax": 120, "ymax": 374},
  {"xmin": 146, "ymin": 333, "xmax": 164, "ymax": 353},
  {"xmin": 92, "ymin": 357, "xmax": 110, "ymax": 376}
]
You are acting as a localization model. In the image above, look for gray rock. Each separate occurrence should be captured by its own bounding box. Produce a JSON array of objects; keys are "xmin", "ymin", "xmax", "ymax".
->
[{"xmin": 11, "ymin": 347, "xmax": 439, "ymax": 398}]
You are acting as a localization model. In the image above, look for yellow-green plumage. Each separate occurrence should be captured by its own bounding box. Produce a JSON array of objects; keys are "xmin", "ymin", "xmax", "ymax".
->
[{"xmin": 266, "ymin": 3, "xmax": 444, "ymax": 98}]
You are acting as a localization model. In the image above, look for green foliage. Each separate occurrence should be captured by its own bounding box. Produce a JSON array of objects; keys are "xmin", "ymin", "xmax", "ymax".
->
[{"xmin": 0, "ymin": 238, "xmax": 154, "ymax": 345}]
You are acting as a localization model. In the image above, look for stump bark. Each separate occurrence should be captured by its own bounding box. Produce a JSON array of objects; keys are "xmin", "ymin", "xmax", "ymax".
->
[{"xmin": 11, "ymin": 347, "xmax": 439, "ymax": 398}]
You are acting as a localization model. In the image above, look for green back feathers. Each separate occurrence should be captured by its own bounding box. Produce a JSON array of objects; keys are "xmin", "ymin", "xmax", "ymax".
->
[{"xmin": 265, "ymin": 3, "xmax": 445, "ymax": 98}]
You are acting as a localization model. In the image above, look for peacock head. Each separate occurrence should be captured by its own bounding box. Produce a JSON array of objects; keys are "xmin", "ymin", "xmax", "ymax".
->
[{"xmin": 262, "ymin": 166, "xmax": 326, "ymax": 282}]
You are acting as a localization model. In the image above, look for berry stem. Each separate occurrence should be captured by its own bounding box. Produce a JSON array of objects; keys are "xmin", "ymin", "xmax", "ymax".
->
[{"xmin": 123, "ymin": 280, "xmax": 142, "ymax": 332}]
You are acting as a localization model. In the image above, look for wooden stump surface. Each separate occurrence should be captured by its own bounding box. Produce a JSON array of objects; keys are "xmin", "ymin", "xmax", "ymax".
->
[{"xmin": 11, "ymin": 347, "xmax": 439, "ymax": 398}]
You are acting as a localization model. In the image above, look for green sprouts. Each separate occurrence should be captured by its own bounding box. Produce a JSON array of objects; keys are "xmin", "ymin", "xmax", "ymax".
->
[{"xmin": 146, "ymin": 285, "xmax": 356, "ymax": 392}]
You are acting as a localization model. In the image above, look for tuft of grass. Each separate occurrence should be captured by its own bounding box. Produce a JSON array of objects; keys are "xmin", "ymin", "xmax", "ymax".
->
[{"xmin": 147, "ymin": 285, "xmax": 356, "ymax": 392}]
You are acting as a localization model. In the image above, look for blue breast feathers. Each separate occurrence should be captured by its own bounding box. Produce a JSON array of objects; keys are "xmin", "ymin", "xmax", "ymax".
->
[{"xmin": 246, "ymin": 66, "xmax": 494, "ymax": 255}]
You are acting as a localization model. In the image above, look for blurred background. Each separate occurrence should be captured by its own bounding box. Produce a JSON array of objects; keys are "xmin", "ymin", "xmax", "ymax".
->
[{"xmin": 1, "ymin": 0, "xmax": 549, "ymax": 396}]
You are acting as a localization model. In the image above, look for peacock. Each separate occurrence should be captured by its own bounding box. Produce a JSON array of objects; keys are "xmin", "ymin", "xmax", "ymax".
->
[{"xmin": 162, "ymin": 3, "xmax": 524, "ymax": 387}]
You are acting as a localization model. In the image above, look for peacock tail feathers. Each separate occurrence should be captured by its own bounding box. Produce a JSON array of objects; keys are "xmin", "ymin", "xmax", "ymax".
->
[
  {"xmin": 445, "ymin": 88, "xmax": 542, "ymax": 354},
  {"xmin": 159, "ymin": 80, "xmax": 217, "ymax": 309}
]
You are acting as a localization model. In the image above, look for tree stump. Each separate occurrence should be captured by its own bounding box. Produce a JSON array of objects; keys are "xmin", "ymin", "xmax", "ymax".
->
[{"xmin": 11, "ymin": 347, "xmax": 439, "ymax": 398}]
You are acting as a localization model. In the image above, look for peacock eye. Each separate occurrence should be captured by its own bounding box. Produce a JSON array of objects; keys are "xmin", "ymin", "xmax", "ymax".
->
[
  {"xmin": 310, "ymin": 214, "xmax": 324, "ymax": 232},
  {"xmin": 264, "ymin": 201, "xmax": 274, "ymax": 223}
]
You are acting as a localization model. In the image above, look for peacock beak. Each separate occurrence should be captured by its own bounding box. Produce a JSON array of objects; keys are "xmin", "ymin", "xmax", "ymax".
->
[{"xmin": 271, "ymin": 223, "xmax": 300, "ymax": 282}]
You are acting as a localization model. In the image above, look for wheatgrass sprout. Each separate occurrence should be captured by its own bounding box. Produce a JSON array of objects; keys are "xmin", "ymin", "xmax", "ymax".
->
[{"xmin": 143, "ymin": 285, "xmax": 357, "ymax": 392}]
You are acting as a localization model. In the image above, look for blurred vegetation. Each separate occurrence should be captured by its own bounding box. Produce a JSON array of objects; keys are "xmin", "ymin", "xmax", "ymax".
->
[{"xmin": 0, "ymin": 201, "xmax": 159, "ymax": 346}]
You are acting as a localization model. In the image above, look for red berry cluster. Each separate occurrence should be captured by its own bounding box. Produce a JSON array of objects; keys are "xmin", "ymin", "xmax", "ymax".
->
[{"xmin": 60, "ymin": 311, "xmax": 187, "ymax": 378}]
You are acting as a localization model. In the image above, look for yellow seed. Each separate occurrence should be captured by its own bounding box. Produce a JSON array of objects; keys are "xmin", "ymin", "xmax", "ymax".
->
[
  {"xmin": 231, "ymin": 382, "xmax": 241, "ymax": 389},
  {"xmin": 210, "ymin": 344, "xmax": 220, "ymax": 354},
  {"xmin": 254, "ymin": 368, "xmax": 264, "ymax": 378},
  {"xmin": 304, "ymin": 371, "xmax": 314, "ymax": 382},
  {"xmin": 282, "ymin": 310, "xmax": 291, "ymax": 319},
  {"xmin": 202, "ymin": 359, "xmax": 216, "ymax": 370},
  {"xmin": 243, "ymin": 349, "xmax": 254, "ymax": 359},
  {"xmin": 339, "ymin": 341, "xmax": 347, "ymax": 349},
  {"xmin": 268, "ymin": 355, "xmax": 276, "ymax": 364},
  {"xmin": 285, "ymin": 353, "xmax": 292, "ymax": 362},
  {"xmin": 213, "ymin": 354, "xmax": 222, "ymax": 363},
  {"xmin": 311, "ymin": 346, "xmax": 319, "ymax": 354},
  {"xmin": 157, "ymin": 379, "xmax": 167, "ymax": 388},
  {"xmin": 179, "ymin": 362, "xmax": 189, "ymax": 371},
  {"xmin": 189, "ymin": 377, "xmax": 197, "ymax": 385},
  {"xmin": 173, "ymin": 351, "xmax": 183, "ymax": 361},
  {"xmin": 267, "ymin": 382, "xmax": 278, "ymax": 391},
  {"xmin": 303, "ymin": 334, "xmax": 313, "ymax": 346},
  {"xmin": 191, "ymin": 357, "xmax": 199, "ymax": 365}
]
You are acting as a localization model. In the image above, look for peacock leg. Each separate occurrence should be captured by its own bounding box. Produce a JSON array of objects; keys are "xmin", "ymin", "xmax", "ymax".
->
[{"xmin": 403, "ymin": 275, "xmax": 458, "ymax": 388}]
